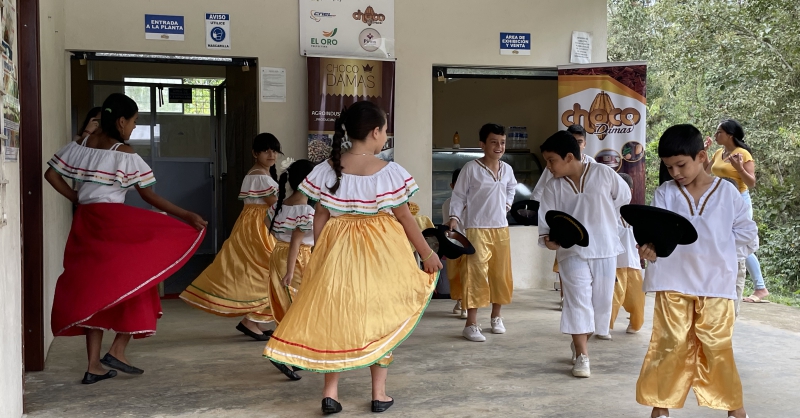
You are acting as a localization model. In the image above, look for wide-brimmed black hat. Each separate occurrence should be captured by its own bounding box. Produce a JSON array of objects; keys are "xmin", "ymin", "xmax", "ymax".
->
[
  {"xmin": 510, "ymin": 200, "xmax": 539, "ymax": 226},
  {"xmin": 620, "ymin": 204, "xmax": 698, "ymax": 258},
  {"xmin": 544, "ymin": 210, "xmax": 589, "ymax": 249},
  {"xmin": 423, "ymin": 225, "xmax": 476, "ymax": 259}
]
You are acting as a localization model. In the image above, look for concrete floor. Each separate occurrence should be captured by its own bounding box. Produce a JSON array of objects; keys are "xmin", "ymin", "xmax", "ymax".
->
[{"xmin": 24, "ymin": 290, "xmax": 800, "ymax": 418}]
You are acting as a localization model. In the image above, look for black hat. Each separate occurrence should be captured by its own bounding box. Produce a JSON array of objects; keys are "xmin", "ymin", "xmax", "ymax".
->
[
  {"xmin": 422, "ymin": 225, "xmax": 476, "ymax": 259},
  {"xmin": 620, "ymin": 204, "xmax": 698, "ymax": 258},
  {"xmin": 510, "ymin": 200, "xmax": 539, "ymax": 226},
  {"xmin": 544, "ymin": 210, "xmax": 589, "ymax": 249}
]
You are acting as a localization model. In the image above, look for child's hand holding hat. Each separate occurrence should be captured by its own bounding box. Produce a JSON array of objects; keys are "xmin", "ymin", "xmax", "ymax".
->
[{"xmin": 637, "ymin": 243, "xmax": 657, "ymax": 262}]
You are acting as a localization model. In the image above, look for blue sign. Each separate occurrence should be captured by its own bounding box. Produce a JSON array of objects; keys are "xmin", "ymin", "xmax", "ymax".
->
[
  {"xmin": 145, "ymin": 14, "xmax": 185, "ymax": 41},
  {"xmin": 500, "ymin": 32, "xmax": 531, "ymax": 55},
  {"xmin": 205, "ymin": 13, "xmax": 231, "ymax": 50}
]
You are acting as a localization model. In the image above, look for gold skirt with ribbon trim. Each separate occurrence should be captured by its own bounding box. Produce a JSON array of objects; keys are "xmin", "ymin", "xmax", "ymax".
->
[
  {"xmin": 268, "ymin": 241, "xmax": 312, "ymax": 324},
  {"xmin": 180, "ymin": 204, "xmax": 276, "ymax": 323},
  {"xmin": 264, "ymin": 213, "xmax": 438, "ymax": 373}
]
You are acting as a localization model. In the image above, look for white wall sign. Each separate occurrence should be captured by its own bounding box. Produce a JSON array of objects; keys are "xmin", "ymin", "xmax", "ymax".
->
[
  {"xmin": 145, "ymin": 14, "xmax": 185, "ymax": 41},
  {"xmin": 299, "ymin": 0, "xmax": 395, "ymax": 60},
  {"xmin": 570, "ymin": 31, "xmax": 592, "ymax": 64},
  {"xmin": 261, "ymin": 67, "xmax": 287, "ymax": 103},
  {"xmin": 205, "ymin": 13, "xmax": 231, "ymax": 50}
]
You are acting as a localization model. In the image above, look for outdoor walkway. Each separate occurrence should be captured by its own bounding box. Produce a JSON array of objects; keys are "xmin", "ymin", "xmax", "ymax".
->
[{"xmin": 24, "ymin": 290, "xmax": 800, "ymax": 417}]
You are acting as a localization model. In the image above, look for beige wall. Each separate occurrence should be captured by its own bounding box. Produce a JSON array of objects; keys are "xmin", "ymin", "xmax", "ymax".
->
[
  {"xmin": 60, "ymin": 0, "xmax": 607, "ymax": 216},
  {"xmin": 432, "ymin": 78, "xmax": 558, "ymax": 155}
]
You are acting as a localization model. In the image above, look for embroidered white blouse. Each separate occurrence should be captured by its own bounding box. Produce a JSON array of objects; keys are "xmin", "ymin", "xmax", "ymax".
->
[
  {"xmin": 298, "ymin": 160, "xmax": 418, "ymax": 217},
  {"xmin": 537, "ymin": 161, "xmax": 630, "ymax": 262},
  {"xmin": 449, "ymin": 159, "xmax": 517, "ymax": 229},
  {"xmin": 643, "ymin": 179, "xmax": 759, "ymax": 299},
  {"xmin": 238, "ymin": 172, "xmax": 279, "ymax": 205},
  {"xmin": 267, "ymin": 204, "xmax": 315, "ymax": 246},
  {"xmin": 532, "ymin": 154, "xmax": 595, "ymax": 202},
  {"xmin": 48, "ymin": 141, "xmax": 155, "ymax": 204}
]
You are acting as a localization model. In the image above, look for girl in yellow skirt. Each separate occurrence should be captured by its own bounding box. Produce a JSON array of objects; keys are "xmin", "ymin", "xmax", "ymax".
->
[
  {"xmin": 264, "ymin": 101, "xmax": 441, "ymax": 415},
  {"xmin": 265, "ymin": 159, "xmax": 317, "ymax": 381},
  {"xmin": 180, "ymin": 134, "xmax": 282, "ymax": 341}
]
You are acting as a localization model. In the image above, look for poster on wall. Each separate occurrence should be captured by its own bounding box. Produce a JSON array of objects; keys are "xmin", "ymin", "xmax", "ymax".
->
[
  {"xmin": 299, "ymin": 0, "xmax": 395, "ymax": 60},
  {"xmin": 205, "ymin": 13, "xmax": 230, "ymax": 50},
  {"xmin": 144, "ymin": 14, "xmax": 185, "ymax": 41},
  {"xmin": 557, "ymin": 62, "xmax": 647, "ymax": 204},
  {"xmin": 306, "ymin": 57, "xmax": 395, "ymax": 162},
  {"xmin": 1, "ymin": 0, "xmax": 18, "ymax": 162}
]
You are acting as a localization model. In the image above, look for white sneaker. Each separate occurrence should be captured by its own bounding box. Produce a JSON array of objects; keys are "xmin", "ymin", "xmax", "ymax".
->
[
  {"xmin": 460, "ymin": 309, "xmax": 468, "ymax": 319},
  {"xmin": 626, "ymin": 324, "xmax": 639, "ymax": 334},
  {"xmin": 572, "ymin": 354, "xmax": 590, "ymax": 377},
  {"xmin": 490, "ymin": 317, "xmax": 506, "ymax": 334},
  {"xmin": 452, "ymin": 300, "xmax": 462, "ymax": 314},
  {"xmin": 462, "ymin": 324, "xmax": 486, "ymax": 342},
  {"xmin": 570, "ymin": 341, "xmax": 577, "ymax": 364},
  {"xmin": 596, "ymin": 334, "xmax": 612, "ymax": 340},
  {"xmin": 558, "ymin": 296, "xmax": 563, "ymax": 311}
]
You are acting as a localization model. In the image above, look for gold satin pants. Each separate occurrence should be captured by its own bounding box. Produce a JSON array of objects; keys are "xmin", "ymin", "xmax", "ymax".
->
[
  {"xmin": 636, "ymin": 291, "xmax": 743, "ymax": 411},
  {"xmin": 446, "ymin": 257, "xmax": 463, "ymax": 301},
  {"xmin": 610, "ymin": 268, "xmax": 645, "ymax": 331},
  {"xmin": 462, "ymin": 228, "xmax": 513, "ymax": 309}
]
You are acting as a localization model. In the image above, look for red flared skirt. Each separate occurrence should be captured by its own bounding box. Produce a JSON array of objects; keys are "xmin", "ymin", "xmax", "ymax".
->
[{"xmin": 51, "ymin": 203, "xmax": 205, "ymax": 338}]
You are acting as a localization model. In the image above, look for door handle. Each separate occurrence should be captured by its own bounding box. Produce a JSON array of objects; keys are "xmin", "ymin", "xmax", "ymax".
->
[{"xmin": 209, "ymin": 162, "xmax": 215, "ymax": 178}]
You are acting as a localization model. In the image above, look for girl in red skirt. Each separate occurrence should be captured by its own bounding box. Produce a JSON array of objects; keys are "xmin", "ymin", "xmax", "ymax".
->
[{"xmin": 44, "ymin": 93, "xmax": 207, "ymax": 384}]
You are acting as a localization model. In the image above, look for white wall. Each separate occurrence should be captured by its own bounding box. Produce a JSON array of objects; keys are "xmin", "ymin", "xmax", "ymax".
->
[{"xmin": 0, "ymin": 166, "xmax": 23, "ymax": 418}]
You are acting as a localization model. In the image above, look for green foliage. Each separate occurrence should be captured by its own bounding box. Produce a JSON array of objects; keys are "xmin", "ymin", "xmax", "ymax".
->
[{"xmin": 608, "ymin": 0, "xmax": 800, "ymax": 299}]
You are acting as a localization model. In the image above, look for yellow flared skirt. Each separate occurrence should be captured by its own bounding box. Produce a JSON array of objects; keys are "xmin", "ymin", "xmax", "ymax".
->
[
  {"xmin": 264, "ymin": 213, "xmax": 438, "ymax": 373},
  {"xmin": 180, "ymin": 204, "xmax": 277, "ymax": 322},
  {"xmin": 268, "ymin": 241, "xmax": 312, "ymax": 324}
]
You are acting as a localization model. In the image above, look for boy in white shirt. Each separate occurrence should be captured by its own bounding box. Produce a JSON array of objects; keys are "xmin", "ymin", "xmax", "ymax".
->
[
  {"xmin": 448, "ymin": 123, "xmax": 517, "ymax": 342},
  {"xmin": 636, "ymin": 124, "xmax": 757, "ymax": 418},
  {"xmin": 537, "ymin": 130, "xmax": 630, "ymax": 378},
  {"xmin": 441, "ymin": 168, "xmax": 468, "ymax": 319},
  {"xmin": 533, "ymin": 124, "xmax": 595, "ymax": 303},
  {"xmin": 607, "ymin": 172, "xmax": 644, "ymax": 337}
]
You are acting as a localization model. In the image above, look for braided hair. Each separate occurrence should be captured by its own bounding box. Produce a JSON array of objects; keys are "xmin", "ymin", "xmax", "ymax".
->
[
  {"xmin": 718, "ymin": 119, "xmax": 753, "ymax": 154},
  {"xmin": 269, "ymin": 159, "xmax": 316, "ymax": 233},
  {"xmin": 328, "ymin": 101, "xmax": 387, "ymax": 195},
  {"xmin": 100, "ymin": 93, "xmax": 138, "ymax": 143},
  {"xmin": 253, "ymin": 133, "xmax": 284, "ymax": 181}
]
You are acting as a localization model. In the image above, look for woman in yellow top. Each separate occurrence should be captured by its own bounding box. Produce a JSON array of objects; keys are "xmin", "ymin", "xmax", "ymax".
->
[{"xmin": 704, "ymin": 119, "xmax": 769, "ymax": 302}]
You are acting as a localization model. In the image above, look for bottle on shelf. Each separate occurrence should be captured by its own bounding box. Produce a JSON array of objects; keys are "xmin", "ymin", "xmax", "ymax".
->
[{"xmin": 453, "ymin": 131, "xmax": 460, "ymax": 149}]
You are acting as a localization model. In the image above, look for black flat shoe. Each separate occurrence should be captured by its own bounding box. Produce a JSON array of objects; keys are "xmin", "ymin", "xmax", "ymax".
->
[
  {"xmin": 81, "ymin": 370, "xmax": 117, "ymax": 384},
  {"xmin": 270, "ymin": 360, "xmax": 301, "ymax": 381},
  {"xmin": 100, "ymin": 353, "xmax": 144, "ymax": 375},
  {"xmin": 236, "ymin": 323, "xmax": 271, "ymax": 341},
  {"xmin": 321, "ymin": 397, "xmax": 342, "ymax": 414},
  {"xmin": 371, "ymin": 397, "xmax": 394, "ymax": 413}
]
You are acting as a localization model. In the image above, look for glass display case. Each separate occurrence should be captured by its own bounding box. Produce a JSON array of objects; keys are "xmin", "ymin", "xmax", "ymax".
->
[{"xmin": 431, "ymin": 148, "xmax": 544, "ymax": 225}]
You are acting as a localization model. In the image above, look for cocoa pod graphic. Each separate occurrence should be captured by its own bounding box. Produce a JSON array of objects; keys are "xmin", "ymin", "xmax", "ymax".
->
[{"xmin": 589, "ymin": 91, "xmax": 614, "ymax": 140}]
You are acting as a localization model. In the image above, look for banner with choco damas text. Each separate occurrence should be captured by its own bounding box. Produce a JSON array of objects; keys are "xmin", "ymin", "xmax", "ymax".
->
[
  {"xmin": 307, "ymin": 57, "xmax": 395, "ymax": 162},
  {"xmin": 557, "ymin": 62, "xmax": 647, "ymax": 204},
  {"xmin": 299, "ymin": 0, "xmax": 395, "ymax": 60}
]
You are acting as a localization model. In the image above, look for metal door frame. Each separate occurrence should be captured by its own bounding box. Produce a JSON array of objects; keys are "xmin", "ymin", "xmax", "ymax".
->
[{"xmin": 88, "ymin": 80, "xmax": 224, "ymax": 252}]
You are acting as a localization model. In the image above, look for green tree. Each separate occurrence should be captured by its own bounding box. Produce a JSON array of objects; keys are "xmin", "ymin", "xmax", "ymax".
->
[{"xmin": 608, "ymin": 0, "xmax": 800, "ymax": 302}]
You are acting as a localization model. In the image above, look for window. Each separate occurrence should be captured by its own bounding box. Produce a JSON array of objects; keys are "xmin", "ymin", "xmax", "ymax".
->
[{"xmin": 124, "ymin": 77, "xmax": 224, "ymax": 116}]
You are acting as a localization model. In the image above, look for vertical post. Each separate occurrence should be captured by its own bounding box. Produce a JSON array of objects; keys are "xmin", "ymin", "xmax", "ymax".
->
[{"xmin": 19, "ymin": 0, "xmax": 45, "ymax": 372}]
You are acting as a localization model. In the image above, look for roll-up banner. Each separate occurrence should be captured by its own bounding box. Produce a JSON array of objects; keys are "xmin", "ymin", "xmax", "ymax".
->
[
  {"xmin": 558, "ymin": 62, "xmax": 647, "ymax": 204},
  {"xmin": 307, "ymin": 57, "xmax": 395, "ymax": 162}
]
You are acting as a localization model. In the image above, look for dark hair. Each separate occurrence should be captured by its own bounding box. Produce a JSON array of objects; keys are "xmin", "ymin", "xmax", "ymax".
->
[
  {"xmin": 719, "ymin": 119, "xmax": 753, "ymax": 154},
  {"xmin": 540, "ymin": 130, "xmax": 580, "ymax": 160},
  {"xmin": 659, "ymin": 161, "xmax": 672, "ymax": 185},
  {"xmin": 479, "ymin": 123, "xmax": 505, "ymax": 143},
  {"xmin": 328, "ymin": 101, "xmax": 387, "ymax": 195},
  {"xmin": 100, "ymin": 94, "xmax": 138, "ymax": 143},
  {"xmin": 657, "ymin": 124, "xmax": 704, "ymax": 159},
  {"xmin": 253, "ymin": 133, "xmax": 283, "ymax": 181},
  {"xmin": 78, "ymin": 107, "xmax": 102, "ymax": 137},
  {"xmin": 269, "ymin": 159, "xmax": 316, "ymax": 233},
  {"xmin": 566, "ymin": 124, "xmax": 586, "ymax": 137},
  {"xmin": 618, "ymin": 172, "xmax": 633, "ymax": 189},
  {"xmin": 451, "ymin": 168, "xmax": 461, "ymax": 185}
]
